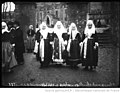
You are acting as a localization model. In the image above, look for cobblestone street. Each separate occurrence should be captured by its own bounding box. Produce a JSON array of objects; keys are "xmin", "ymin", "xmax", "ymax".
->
[{"xmin": 2, "ymin": 46, "xmax": 119, "ymax": 87}]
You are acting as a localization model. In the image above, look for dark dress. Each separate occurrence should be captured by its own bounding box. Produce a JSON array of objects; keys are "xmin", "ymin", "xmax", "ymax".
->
[
  {"xmin": 2, "ymin": 32, "xmax": 17, "ymax": 72},
  {"xmin": 2, "ymin": 32, "xmax": 12, "ymax": 71},
  {"xmin": 81, "ymin": 31, "xmax": 98, "ymax": 67},
  {"xmin": 66, "ymin": 33, "xmax": 82, "ymax": 66},
  {"xmin": 9, "ymin": 27, "xmax": 16, "ymax": 44},
  {"xmin": 39, "ymin": 32, "xmax": 52, "ymax": 67},
  {"xmin": 14, "ymin": 27, "xmax": 25, "ymax": 64},
  {"xmin": 53, "ymin": 32, "xmax": 69, "ymax": 63},
  {"xmin": 27, "ymin": 29, "xmax": 35, "ymax": 51},
  {"xmin": 35, "ymin": 30, "xmax": 42, "ymax": 61},
  {"xmin": 47, "ymin": 32, "xmax": 55, "ymax": 62}
]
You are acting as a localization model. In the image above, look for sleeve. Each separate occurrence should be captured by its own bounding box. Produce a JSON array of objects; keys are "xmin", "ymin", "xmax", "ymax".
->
[
  {"xmin": 32, "ymin": 30, "xmax": 35, "ymax": 36},
  {"xmin": 94, "ymin": 31, "xmax": 98, "ymax": 42},
  {"xmin": 54, "ymin": 33, "xmax": 58, "ymax": 38},
  {"xmin": 36, "ymin": 31, "xmax": 41, "ymax": 43},
  {"xmin": 76, "ymin": 33, "xmax": 82, "ymax": 43},
  {"xmin": 27, "ymin": 30, "xmax": 29, "ymax": 36},
  {"xmin": 92, "ymin": 31, "xmax": 98, "ymax": 42},
  {"xmin": 10, "ymin": 29, "xmax": 15, "ymax": 44},
  {"xmin": 82, "ymin": 32, "xmax": 85, "ymax": 41}
]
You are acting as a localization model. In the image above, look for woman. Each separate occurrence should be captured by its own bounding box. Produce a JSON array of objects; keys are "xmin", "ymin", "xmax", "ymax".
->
[
  {"xmin": 67, "ymin": 23, "xmax": 82, "ymax": 67},
  {"xmin": 47, "ymin": 27, "xmax": 55, "ymax": 63},
  {"xmin": 34, "ymin": 24, "xmax": 42, "ymax": 61},
  {"xmin": 2, "ymin": 22, "xmax": 17, "ymax": 73},
  {"xmin": 53, "ymin": 21, "xmax": 68, "ymax": 64},
  {"xmin": 27, "ymin": 25, "xmax": 35, "ymax": 53},
  {"xmin": 81, "ymin": 20, "xmax": 99, "ymax": 70},
  {"xmin": 39, "ymin": 22, "xmax": 51, "ymax": 67}
]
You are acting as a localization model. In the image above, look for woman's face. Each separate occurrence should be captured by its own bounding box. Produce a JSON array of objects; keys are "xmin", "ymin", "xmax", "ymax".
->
[
  {"xmin": 42, "ymin": 25, "xmax": 46, "ymax": 30},
  {"xmin": 88, "ymin": 23, "xmax": 92, "ymax": 29},
  {"xmin": 57, "ymin": 25, "xmax": 61, "ymax": 29},
  {"xmin": 29, "ymin": 25, "xmax": 33, "ymax": 30},
  {"xmin": 71, "ymin": 26, "xmax": 76, "ymax": 31}
]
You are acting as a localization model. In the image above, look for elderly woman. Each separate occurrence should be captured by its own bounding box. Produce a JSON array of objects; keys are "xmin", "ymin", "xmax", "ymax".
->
[
  {"xmin": 53, "ymin": 21, "xmax": 68, "ymax": 64},
  {"xmin": 39, "ymin": 22, "xmax": 51, "ymax": 67},
  {"xmin": 66, "ymin": 23, "xmax": 82, "ymax": 67},
  {"xmin": 81, "ymin": 20, "xmax": 99, "ymax": 70},
  {"xmin": 2, "ymin": 22, "xmax": 17, "ymax": 73},
  {"xmin": 27, "ymin": 25, "xmax": 35, "ymax": 53}
]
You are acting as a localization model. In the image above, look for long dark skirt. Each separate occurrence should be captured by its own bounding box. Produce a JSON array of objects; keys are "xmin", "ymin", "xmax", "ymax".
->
[
  {"xmin": 2, "ymin": 42, "xmax": 17, "ymax": 72},
  {"xmin": 82, "ymin": 38, "xmax": 98, "ymax": 66},
  {"xmin": 53, "ymin": 38, "xmax": 65, "ymax": 63},
  {"xmin": 39, "ymin": 39, "xmax": 51, "ymax": 66},
  {"xmin": 27, "ymin": 36, "xmax": 35, "ymax": 50},
  {"xmin": 67, "ymin": 40, "xmax": 81, "ymax": 66}
]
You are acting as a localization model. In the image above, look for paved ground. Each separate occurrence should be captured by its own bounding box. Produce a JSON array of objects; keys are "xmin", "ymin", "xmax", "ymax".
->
[{"xmin": 2, "ymin": 46, "xmax": 119, "ymax": 87}]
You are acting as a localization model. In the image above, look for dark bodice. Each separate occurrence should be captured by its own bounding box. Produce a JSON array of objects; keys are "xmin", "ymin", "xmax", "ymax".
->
[
  {"xmin": 35, "ymin": 30, "xmax": 41, "ymax": 43},
  {"xmin": 69, "ymin": 33, "xmax": 82, "ymax": 43},
  {"xmin": 82, "ymin": 31, "xmax": 98, "ymax": 42},
  {"xmin": 62, "ymin": 33, "xmax": 69, "ymax": 41},
  {"xmin": 27, "ymin": 29, "xmax": 35, "ymax": 37},
  {"xmin": 2, "ymin": 32, "xmax": 11, "ymax": 42},
  {"xmin": 47, "ymin": 32, "xmax": 55, "ymax": 41}
]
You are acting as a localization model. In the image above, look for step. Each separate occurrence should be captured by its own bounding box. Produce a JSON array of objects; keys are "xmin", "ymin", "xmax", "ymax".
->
[{"xmin": 98, "ymin": 40, "xmax": 111, "ymax": 43}]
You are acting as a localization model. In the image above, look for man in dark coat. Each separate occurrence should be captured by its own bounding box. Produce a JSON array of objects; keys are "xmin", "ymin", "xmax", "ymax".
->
[{"xmin": 13, "ymin": 21, "xmax": 25, "ymax": 65}]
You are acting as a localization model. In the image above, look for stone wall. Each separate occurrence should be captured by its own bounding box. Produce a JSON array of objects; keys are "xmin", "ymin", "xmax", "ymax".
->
[
  {"xmin": 14, "ymin": 3, "xmax": 36, "ymax": 40},
  {"xmin": 67, "ymin": 2, "xmax": 88, "ymax": 34},
  {"xmin": 110, "ymin": 2, "xmax": 119, "ymax": 47}
]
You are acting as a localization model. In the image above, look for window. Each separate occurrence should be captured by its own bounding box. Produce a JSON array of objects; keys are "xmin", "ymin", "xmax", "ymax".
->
[
  {"xmin": 36, "ymin": 12, "xmax": 39, "ymax": 23},
  {"xmin": 56, "ymin": 10, "xmax": 58, "ymax": 18},
  {"xmin": 64, "ymin": 9, "xmax": 67, "ymax": 21}
]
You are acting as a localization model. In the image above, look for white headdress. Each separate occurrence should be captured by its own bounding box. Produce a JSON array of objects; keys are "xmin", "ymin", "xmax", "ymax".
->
[
  {"xmin": 29, "ymin": 25, "xmax": 33, "ymax": 29},
  {"xmin": 68, "ymin": 23, "xmax": 79, "ymax": 39},
  {"xmin": 40, "ymin": 22, "xmax": 49, "ymax": 39},
  {"xmin": 84, "ymin": 20, "xmax": 95, "ymax": 35},
  {"xmin": 68, "ymin": 22, "xmax": 79, "ymax": 34},
  {"xmin": 2, "ymin": 22, "xmax": 9, "ymax": 34},
  {"xmin": 53, "ymin": 21, "xmax": 67, "ymax": 39}
]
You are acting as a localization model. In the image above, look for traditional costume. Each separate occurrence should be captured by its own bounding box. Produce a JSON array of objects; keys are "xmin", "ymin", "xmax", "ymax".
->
[
  {"xmin": 81, "ymin": 20, "xmax": 99, "ymax": 70},
  {"xmin": 66, "ymin": 23, "xmax": 82, "ymax": 66},
  {"xmin": 2, "ymin": 22, "xmax": 17, "ymax": 73},
  {"xmin": 34, "ymin": 25, "xmax": 41, "ymax": 61},
  {"xmin": 27, "ymin": 25, "xmax": 35, "ymax": 52},
  {"xmin": 39, "ymin": 22, "xmax": 51, "ymax": 67},
  {"xmin": 53, "ymin": 21, "xmax": 68, "ymax": 63}
]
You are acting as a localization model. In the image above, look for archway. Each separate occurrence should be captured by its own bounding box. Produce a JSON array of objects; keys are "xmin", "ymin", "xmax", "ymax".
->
[
  {"xmin": 45, "ymin": 15, "xmax": 51, "ymax": 27},
  {"xmin": 46, "ymin": 16, "xmax": 50, "ymax": 26}
]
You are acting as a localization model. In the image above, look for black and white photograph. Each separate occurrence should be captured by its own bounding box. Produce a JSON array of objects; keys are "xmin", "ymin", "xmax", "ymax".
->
[{"xmin": 1, "ymin": 1, "xmax": 119, "ymax": 89}]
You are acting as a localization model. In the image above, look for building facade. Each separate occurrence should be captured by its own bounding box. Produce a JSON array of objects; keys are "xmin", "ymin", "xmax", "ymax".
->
[
  {"xmin": 35, "ymin": 2, "xmax": 68, "ymax": 28},
  {"xmin": 7, "ymin": 2, "xmax": 119, "ymax": 46}
]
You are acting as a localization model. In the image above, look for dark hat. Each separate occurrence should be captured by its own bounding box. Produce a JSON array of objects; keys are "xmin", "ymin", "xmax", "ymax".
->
[{"xmin": 13, "ymin": 21, "xmax": 20, "ymax": 26}]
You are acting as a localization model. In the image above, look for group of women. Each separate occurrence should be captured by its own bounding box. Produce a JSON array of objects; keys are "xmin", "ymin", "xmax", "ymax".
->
[
  {"xmin": 34, "ymin": 20, "xmax": 99, "ymax": 70},
  {"xmin": 2, "ymin": 21, "xmax": 25, "ymax": 73}
]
